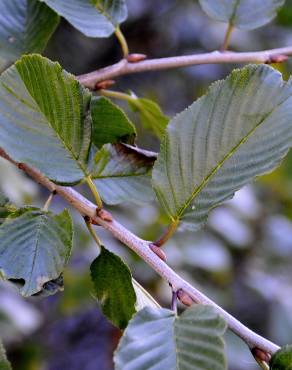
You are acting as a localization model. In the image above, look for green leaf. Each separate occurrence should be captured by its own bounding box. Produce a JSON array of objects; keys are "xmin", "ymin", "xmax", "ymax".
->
[
  {"xmin": 0, "ymin": 193, "xmax": 8, "ymax": 207},
  {"xmin": 129, "ymin": 97, "xmax": 169, "ymax": 138},
  {"xmin": 0, "ymin": 54, "xmax": 92, "ymax": 185},
  {"xmin": 91, "ymin": 143, "xmax": 156, "ymax": 205},
  {"xmin": 270, "ymin": 345, "xmax": 292, "ymax": 370},
  {"xmin": 0, "ymin": 339, "xmax": 12, "ymax": 370},
  {"xmin": 0, "ymin": 208, "xmax": 73, "ymax": 296},
  {"xmin": 91, "ymin": 97, "xmax": 136, "ymax": 148},
  {"xmin": 90, "ymin": 246, "xmax": 136, "ymax": 329},
  {"xmin": 114, "ymin": 305, "xmax": 227, "ymax": 370},
  {"xmin": 41, "ymin": 0, "xmax": 127, "ymax": 37},
  {"xmin": 0, "ymin": 0, "xmax": 59, "ymax": 61},
  {"xmin": 132, "ymin": 279, "xmax": 161, "ymax": 311},
  {"xmin": 152, "ymin": 65, "xmax": 292, "ymax": 230},
  {"xmin": 198, "ymin": 0, "xmax": 285, "ymax": 30}
]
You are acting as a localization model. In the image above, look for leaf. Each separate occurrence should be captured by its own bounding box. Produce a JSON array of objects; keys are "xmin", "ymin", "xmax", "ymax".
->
[
  {"xmin": 0, "ymin": 339, "xmax": 12, "ymax": 370},
  {"xmin": 198, "ymin": 0, "xmax": 285, "ymax": 30},
  {"xmin": 0, "ymin": 54, "xmax": 92, "ymax": 185},
  {"xmin": 0, "ymin": 0, "xmax": 59, "ymax": 61},
  {"xmin": 0, "ymin": 208, "xmax": 73, "ymax": 296},
  {"xmin": 91, "ymin": 97, "xmax": 136, "ymax": 148},
  {"xmin": 0, "ymin": 193, "xmax": 8, "ymax": 207},
  {"xmin": 270, "ymin": 345, "xmax": 292, "ymax": 370},
  {"xmin": 152, "ymin": 65, "xmax": 292, "ymax": 230},
  {"xmin": 132, "ymin": 279, "xmax": 160, "ymax": 311},
  {"xmin": 129, "ymin": 97, "xmax": 169, "ymax": 138},
  {"xmin": 91, "ymin": 143, "xmax": 156, "ymax": 205},
  {"xmin": 114, "ymin": 304, "xmax": 227, "ymax": 370},
  {"xmin": 90, "ymin": 246, "xmax": 136, "ymax": 329},
  {"xmin": 41, "ymin": 0, "xmax": 127, "ymax": 38}
]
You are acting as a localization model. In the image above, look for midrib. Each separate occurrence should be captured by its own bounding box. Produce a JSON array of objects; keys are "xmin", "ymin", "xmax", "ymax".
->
[{"xmin": 175, "ymin": 100, "xmax": 289, "ymax": 220}]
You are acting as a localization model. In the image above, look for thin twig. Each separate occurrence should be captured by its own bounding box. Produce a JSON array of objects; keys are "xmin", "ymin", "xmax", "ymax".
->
[
  {"xmin": 0, "ymin": 149, "xmax": 280, "ymax": 356},
  {"xmin": 77, "ymin": 46, "xmax": 292, "ymax": 89}
]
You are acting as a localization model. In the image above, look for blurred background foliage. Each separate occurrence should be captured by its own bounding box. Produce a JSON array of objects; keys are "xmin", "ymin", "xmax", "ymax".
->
[{"xmin": 1, "ymin": 0, "xmax": 292, "ymax": 369}]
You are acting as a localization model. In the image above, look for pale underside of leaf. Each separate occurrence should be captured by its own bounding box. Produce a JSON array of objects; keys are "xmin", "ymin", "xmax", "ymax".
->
[
  {"xmin": 153, "ymin": 65, "xmax": 292, "ymax": 230},
  {"xmin": 42, "ymin": 0, "xmax": 127, "ymax": 37},
  {"xmin": 132, "ymin": 279, "xmax": 161, "ymax": 311},
  {"xmin": 114, "ymin": 305, "xmax": 227, "ymax": 370},
  {"xmin": 199, "ymin": 0, "xmax": 285, "ymax": 30},
  {"xmin": 0, "ymin": 0, "xmax": 59, "ymax": 61},
  {"xmin": 92, "ymin": 143, "xmax": 156, "ymax": 205},
  {"xmin": 0, "ymin": 209, "xmax": 72, "ymax": 296},
  {"xmin": 0, "ymin": 54, "xmax": 91, "ymax": 184}
]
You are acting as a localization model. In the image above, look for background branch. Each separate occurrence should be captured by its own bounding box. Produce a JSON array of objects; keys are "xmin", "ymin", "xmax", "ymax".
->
[
  {"xmin": 77, "ymin": 46, "xmax": 292, "ymax": 89},
  {"xmin": 0, "ymin": 148, "xmax": 280, "ymax": 357}
]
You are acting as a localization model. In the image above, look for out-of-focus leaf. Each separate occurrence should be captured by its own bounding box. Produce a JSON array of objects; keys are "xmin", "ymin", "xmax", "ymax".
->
[
  {"xmin": 153, "ymin": 65, "xmax": 292, "ymax": 230},
  {"xmin": 91, "ymin": 97, "xmax": 136, "ymax": 148},
  {"xmin": 114, "ymin": 305, "xmax": 227, "ymax": 370},
  {"xmin": 0, "ymin": 208, "xmax": 73, "ymax": 296},
  {"xmin": 90, "ymin": 246, "xmax": 136, "ymax": 329},
  {"xmin": 198, "ymin": 0, "xmax": 285, "ymax": 30},
  {"xmin": 129, "ymin": 97, "xmax": 169, "ymax": 138},
  {"xmin": 0, "ymin": 193, "xmax": 8, "ymax": 207},
  {"xmin": 270, "ymin": 345, "xmax": 292, "ymax": 370},
  {"xmin": 91, "ymin": 143, "xmax": 156, "ymax": 205},
  {"xmin": 41, "ymin": 0, "xmax": 127, "ymax": 37},
  {"xmin": 132, "ymin": 279, "xmax": 160, "ymax": 311},
  {"xmin": 0, "ymin": 54, "xmax": 92, "ymax": 185},
  {"xmin": 0, "ymin": 339, "xmax": 12, "ymax": 370},
  {"xmin": 0, "ymin": 0, "xmax": 59, "ymax": 61}
]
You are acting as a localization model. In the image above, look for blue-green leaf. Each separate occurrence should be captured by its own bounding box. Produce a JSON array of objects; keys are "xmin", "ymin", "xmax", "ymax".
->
[
  {"xmin": 41, "ymin": 0, "xmax": 127, "ymax": 37},
  {"xmin": 198, "ymin": 0, "xmax": 285, "ymax": 30},
  {"xmin": 0, "ymin": 0, "xmax": 59, "ymax": 61},
  {"xmin": 0, "ymin": 208, "xmax": 73, "ymax": 296},
  {"xmin": 91, "ymin": 144, "xmax": 156, "ymax": 205},
  {"xmin": 114, "ymin": 305, "xmax": 227, "ymax": 370},
  {"xmin": 153, "ymin": 65, "xmax": 292, "ymax": 230}
]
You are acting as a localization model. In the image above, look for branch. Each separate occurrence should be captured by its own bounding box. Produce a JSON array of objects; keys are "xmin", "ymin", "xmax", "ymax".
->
[
  {"xmin": 0, "ymin": 148, "xmax": 280, "ymax": 356},
  {"xmin": 77, "ymin": 46, "xmax": 292, "ymax": 89}
]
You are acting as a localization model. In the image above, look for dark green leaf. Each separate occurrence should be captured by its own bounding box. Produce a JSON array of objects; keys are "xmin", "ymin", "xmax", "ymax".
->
[
  {"xmin": 270, "ymin": 345, "xmax": 292, "ymax": 370},
  {"xmin": 0, "ymin": 0, "xmax": 59, "ymax": 61},
  {"xmin": 91, "ymin": 143, "xmax": 156, "ymax": 205},
  {"xmin": 114, "ymin": 305, "xmax": 227, "ymax": 370},
  {"xmin": 0, "ymin": 54, "xmax": 92, "ymax": 185},
  {"xmin": 0, "ymin": 208, "xmax": 73, "ymax": 296},
  {"xmin": 42, "ymin": 0, "xmax": 127, "ymax": 37},
  {"xmin": 0, "ymin": 339, "xmax": 12, "ymax": 370},
  {"xmin": 152, "ymin": 65, "xmax": 292, "ymax": 230},
  {"xmin": 129, "ymin": 97, "xmax": 169, "ymax": 138},
  {"xmin": 91, "ymin": 97, "xmax": 136, "ymax": 148},
  {"xmin": 198, "ymin": 0, "xmax": 285, "ymax": 30},
  {"xmin": 90, "ymin": 246, "xmax": 136, "ymax": 329}
]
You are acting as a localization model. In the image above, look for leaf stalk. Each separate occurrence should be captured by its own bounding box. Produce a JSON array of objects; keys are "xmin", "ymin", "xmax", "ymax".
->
[
  {"xmin": 85, "ymin": 176, "xmax": 103, "ymax": 210},
  {"xmin": 115, "ymin": 26, "xmax": 129, "ymax": 58}
]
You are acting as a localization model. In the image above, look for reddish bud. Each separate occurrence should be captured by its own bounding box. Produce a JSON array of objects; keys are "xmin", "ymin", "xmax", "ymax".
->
[
  {"xmin": 251, "ymin": 348, "xmax": 271, "ymax": 363},
  {"xmin": 177, "ymin": 289, "xmax": 194, "ymax": 306},
  {"xmin": 96, "ymin": 208, "xmax": 113, "ymax": 222},
  {"xmin": 95, "ymin": 80, "xmax": 116, "ymax": 90},
  {"xmin": 149, "ymin": 244, "xmax": 167, "ymax": 261},
  {"xmin": 127, "ymin": 53, "xmax": 147, "ymax": 63},
  {"xmin": 266, "ymin": 54, "xmax": 288, "ymax": 64}
]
